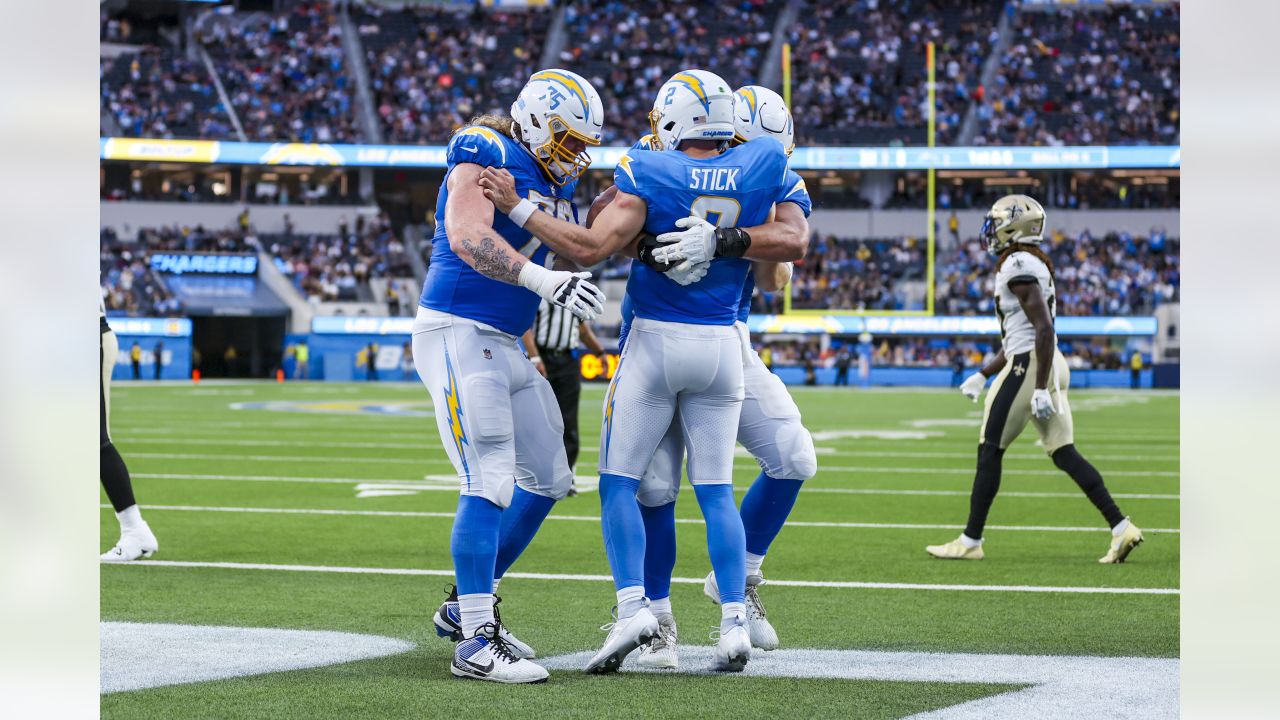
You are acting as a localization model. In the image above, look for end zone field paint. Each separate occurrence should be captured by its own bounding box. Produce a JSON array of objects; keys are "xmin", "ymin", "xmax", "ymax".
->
[
  {"xmin": 101, "ymin": 622, "xmax": 414, "ymax": 694},
  {"xmin": 539, "ymin": 647, "xmax": 1178, "ymax": 719}
]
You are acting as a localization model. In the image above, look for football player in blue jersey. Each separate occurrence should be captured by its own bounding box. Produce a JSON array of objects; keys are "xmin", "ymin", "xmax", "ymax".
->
[
  {"xmin": 630, "ymin": 86, "xmax": 817, "ymax": 670},
  {"xmin": 478, "ymin": 69, "xmax": 808, "ymax": 674},
  {"xmin": 412, "ymin": 68, "xmax": 608, "ymax": 684}
]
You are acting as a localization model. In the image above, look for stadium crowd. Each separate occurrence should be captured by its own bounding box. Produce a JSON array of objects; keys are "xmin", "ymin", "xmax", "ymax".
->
[
  {"xmin": 99, "ymin": 225, "xmax": 255, "ymax": 316},
  {"xmin": 265, "ymin": 213, "xmax": 414, "ymax": 303},
  {"xmin": 100, "ymin": 46, "xmax": 234, "ymax": 139},
  {"xmin": 560, "ymin": 0, "xmax": 780, "ymax": 144},
  {"xmin": 973, "ymin": 4, "xmax": 1180, "ymax": 146},
  {"xmin": 100, "ymin": 1, "xmax": 1179, "ymax": 147},
  {"xmin": 787, "ymin": 0, "xmax": 1000, "ymax": 146},
  {"xmin": 204, "ymin": 2, "xmax": 361, "ymax": 144},
  {"xmin": 746, "ymin": 227, "xmax": 1178, "ymax": 315},
  {"xmin": 356, "ymin": 3, "xmax": 550, "ymax": 143}
]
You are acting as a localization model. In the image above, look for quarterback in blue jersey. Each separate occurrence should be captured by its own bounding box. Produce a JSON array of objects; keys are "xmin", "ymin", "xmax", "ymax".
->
[
  {"xmin": 630, "ymin": 86, "xmax": 818, "ymax": 670},
  {"xmin": 412, "ymin": 68, "xmax": 608, "ymax": 685},
  {"xmin": 479, "ymin": 69, "xmax": 807, "ymax": 674}
]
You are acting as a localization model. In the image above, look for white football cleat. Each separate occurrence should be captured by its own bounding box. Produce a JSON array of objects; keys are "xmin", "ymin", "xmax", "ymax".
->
[
  {"xmin": 703, "ymin": 571, "xmax": 778, "ymax": 650},
  {"xmin": 584, "ymin": 606, "xmax": 658, "ymax": 674},
  {"xmin": 711, "ymin": 614, "xmax": 751, "ymax": 672},
  {"xmin": 450, "ymin": 623, "xmax": 548, "ymax": 684},
  {"xmin": 633, "ymin": 613, "xmax": 678, "ymax": 670},
  {"xmin": 433, "ymin": 588, "xmax": 535, "ymax": 658},
  {"xmin": 925, "ymin": 535, "xmax": 985, "ymax": 560},
  {"xmin": 100, "ymin": 523, "xmax": 158, "ymax": 562},
  {"xmin": 1099, "ymin": 520, "xmax": 1144, "ymax": 564}
]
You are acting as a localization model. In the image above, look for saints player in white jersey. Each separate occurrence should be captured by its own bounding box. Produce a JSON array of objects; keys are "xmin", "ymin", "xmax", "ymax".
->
[
  {"xmin": 100, "ymin": 294, "xmax": 159, "ymax": 561},
  {"xmin": 926, "ymin": 195, "xmax": 1143, "ymax": 564}
]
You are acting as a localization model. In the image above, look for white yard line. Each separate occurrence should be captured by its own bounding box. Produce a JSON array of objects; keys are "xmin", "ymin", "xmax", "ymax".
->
[
  {"xmin": 103, "ymin": 504, "xmax": 1181, "ymax": 534},
  {"xmin": 117, "ymin": 436, "xmax": 1177, "ymax": 464},
  {"xmin": 128, "ymin": 473, "xmax": 1180, "ymax": 500},
  {"xmin": 115, "ymin": 559, "xmax": 1179, "ymax": 595}
]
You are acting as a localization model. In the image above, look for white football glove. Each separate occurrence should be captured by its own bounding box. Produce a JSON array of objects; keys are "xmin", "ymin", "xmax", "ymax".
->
[
  {"xmin": 651, "ymin": 215, "xmax": 717, "ymax": 270},
  {"xmin": 665, "ymin": 259, "xmax": 711, "ymax": 286},
  {"xmin": 959, "ymin": 372, "xmax": 987, "ymax": 402},
  {"xmin": 1031, "ymin": 388, "xmax": 1056, "ymax": 420},
  {"xmin": 518, "ymin": 265, "xmax": 605, "ymax": 322}
]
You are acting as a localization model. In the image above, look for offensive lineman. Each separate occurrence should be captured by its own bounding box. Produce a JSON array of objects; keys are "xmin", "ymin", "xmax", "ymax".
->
[
  {"xmin": 925, "ymin": 195, "xmax": 1144, "ymax": 563},
  {"xmin": 630, "ymin": 85, "xmax": 816, "ymax": 670},
  {"xmin": 100, "ymin": 294, "xmax": 159, "ymax": 561},
  {"xmin": 479, "ymin": 70, "xmax": 808, "ymax": 673},
  {"xmin": 413, "ymin": 69, "xmax": 607, "ymax": 684}
]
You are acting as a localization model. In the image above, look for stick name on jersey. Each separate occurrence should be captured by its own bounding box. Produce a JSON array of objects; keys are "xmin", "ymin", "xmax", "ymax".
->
[{"xmin": 688, "ymin": 167, "xmax": 740, "ymax": 192}]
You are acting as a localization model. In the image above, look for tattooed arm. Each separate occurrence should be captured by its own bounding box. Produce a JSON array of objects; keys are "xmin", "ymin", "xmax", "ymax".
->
[{"xmin": 444, "ymin": 163, "xmax": 528, "ymax": 284}]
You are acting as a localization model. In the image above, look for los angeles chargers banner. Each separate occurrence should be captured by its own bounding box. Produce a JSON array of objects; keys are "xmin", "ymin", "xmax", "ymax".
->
[{"xmin": 101, "ymin": 137, "xmax": 1180, "ymax": 171}]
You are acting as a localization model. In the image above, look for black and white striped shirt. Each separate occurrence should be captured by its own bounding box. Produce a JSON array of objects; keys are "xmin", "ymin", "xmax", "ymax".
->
[{"xmin": 533, "ymin": 299, "xmax": 580, "ymax": 352}]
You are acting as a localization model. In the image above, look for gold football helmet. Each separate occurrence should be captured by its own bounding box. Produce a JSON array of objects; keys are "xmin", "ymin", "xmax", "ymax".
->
[{"xmin": 981, "ymin": 194, "xmax": 1046, "ymax": 256}]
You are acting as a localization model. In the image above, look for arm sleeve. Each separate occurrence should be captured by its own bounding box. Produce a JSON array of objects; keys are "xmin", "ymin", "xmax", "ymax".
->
[{"xmin": 446, "ymin": 127, "xmax": 510, "ymax": 168}]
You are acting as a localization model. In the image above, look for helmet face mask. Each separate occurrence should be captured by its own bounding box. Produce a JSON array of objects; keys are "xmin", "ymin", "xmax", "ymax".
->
[
  {"xmin": 648, "ymin": 69, "xmax": 736, "ymax": 152},
  {"xmin": 983, "ymin": 194, "xmax": 1047, "ymax": 256},
  {"xmin": 511, "ymin": 69, "xmax": 603, "ymax": 185}
]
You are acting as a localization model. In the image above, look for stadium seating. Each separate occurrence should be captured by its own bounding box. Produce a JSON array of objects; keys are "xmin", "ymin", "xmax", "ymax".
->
[
  {"xmin": 972, "ymin": 4, "xmax": 1180, "ymax": 146},
  {"xmin": 99, "ymin": 0, "xmax": 1179, "ymax": 147},
  {"xmin": 100, "ymin": 46, "xmax": 233, "ymax": 139},
  {"xmin": 787, "ymin": 0, "xmax": 1000, "ymax": 146},
  {"xmin": 355, "ymin": 3, "xmax": 550, "ymax": 143},
  {"xmin": 263, "ymin": 214, "xmax": 413, "ymax": 302},
  {"xmin": 561, "ymin": 0, "xmax": 781, "ymax": 144},
  {"xmin": 206, "ymin": 2, "xmax": 362, "ymax": 143},
  {"xmin": 749, "ymin": 228, "xmax": 1178, "ymax": 315}
]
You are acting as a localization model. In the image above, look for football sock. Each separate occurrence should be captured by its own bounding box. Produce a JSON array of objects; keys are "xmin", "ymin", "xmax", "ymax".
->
[
  {"xmin": 451, "ymin": 495, "xmax": 501, "ymax": 637},
  {"xmin": 964, "ymin": 443, "xmax": 1005, "ymax": 540},
  {"xmin": 1112, "ymin": 517, "xmax": 1131, "ymax": 536},
  {"xmin": 1051, "ymin": 444, "xmax": 1126, "ymax": 528},
  {"xmin": 649, "ymin": 596, "xmax": 672, "ymax": 617},
  {"xmin": 493, "ymin": 486, "xmax": 557, "ymax": 580},
  {"xmin": 960, "ymin": 534, "xmax": 983, "ymax": 548},
  {"xmin": 739, "ymin": 472, "xmax": 803, "ymax": 557},
  {"xmin": 694, "ymin": 483, "xmax": 746, "ymax": 606},
  {"xmin": 745, "ymin": 552, "xmax": 765, "ymax": 578},
  {"xmin": 616, "ymin": 585, "xmax": 646, "ymax": 620},
  {"xmin": 116, "ymin": 505, "xmax": 145, "ymax": 533},
  {"xmin": 639, "ymin": 500, "xmax": 677, "ymax": 602},
  {"xmin": 100, "ymin": 441, "xmax": 137, "ymax": 513},
  {"xmin": 458, "ymin": 593, "xmax": 495, "ymax": 639},
  {"xmin": 599, "ymin": 473, "xmax": 646, "ymax": 595},
  {"xmin": 721, "ymin": 602, "xmax": 747, "ymax": 635}
]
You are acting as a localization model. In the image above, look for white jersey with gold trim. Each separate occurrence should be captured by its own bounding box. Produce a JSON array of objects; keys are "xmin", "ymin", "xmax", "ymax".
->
[{"xmin": 994, "ymin": 250, "xmax": 1055, "ymax": 356}]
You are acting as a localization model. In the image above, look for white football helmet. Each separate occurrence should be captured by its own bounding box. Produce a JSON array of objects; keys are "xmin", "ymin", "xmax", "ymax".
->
[
  {"xmin": 648, "ymin": 69, "xmax": 736, "ymax": 152},
  {"xmin": 510, "ymin": 69, "xmax": 604, "ymax": 185},
  {"xmin": 981, "ymin": 194, "xmax": 1047, "ymax": 256},
  {"xmin": 732, "ymin": 85, "xmax": 795, "ymax": 156}
]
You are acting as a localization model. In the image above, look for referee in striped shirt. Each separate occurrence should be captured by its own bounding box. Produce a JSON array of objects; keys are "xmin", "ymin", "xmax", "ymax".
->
[{"xmin": 522, "ymin": 298, "xmax": 607, "ymax": 492}]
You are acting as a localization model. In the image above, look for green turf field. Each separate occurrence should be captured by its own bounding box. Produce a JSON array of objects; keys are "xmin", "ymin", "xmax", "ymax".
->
[{"xmin": 100, "ymin": 381, "xmax": 1179, "ymax": 718}]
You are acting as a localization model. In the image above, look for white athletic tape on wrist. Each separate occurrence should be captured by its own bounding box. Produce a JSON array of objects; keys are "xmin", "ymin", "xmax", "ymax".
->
[{"xmin": 509, "ymin": 198, "xmax": 538, "ymax": 228}]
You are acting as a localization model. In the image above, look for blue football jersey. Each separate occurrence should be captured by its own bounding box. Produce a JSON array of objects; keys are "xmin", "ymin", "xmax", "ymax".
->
[
  {"xmin": 734, "ymin": 168, "xmax": 812, "ymax": 322},
  {"xmin": 613, "ymin": 137, "xmax": 791, "ymax": 326},
  {"xmin": 419, "ymin": 125, "xmax": 578, "ymax": 336}
]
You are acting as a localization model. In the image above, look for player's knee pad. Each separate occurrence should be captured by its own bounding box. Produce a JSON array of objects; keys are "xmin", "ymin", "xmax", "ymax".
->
[{"xmin": 772, "ymin": 422, "xmax": 817, "ymax": 481}]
